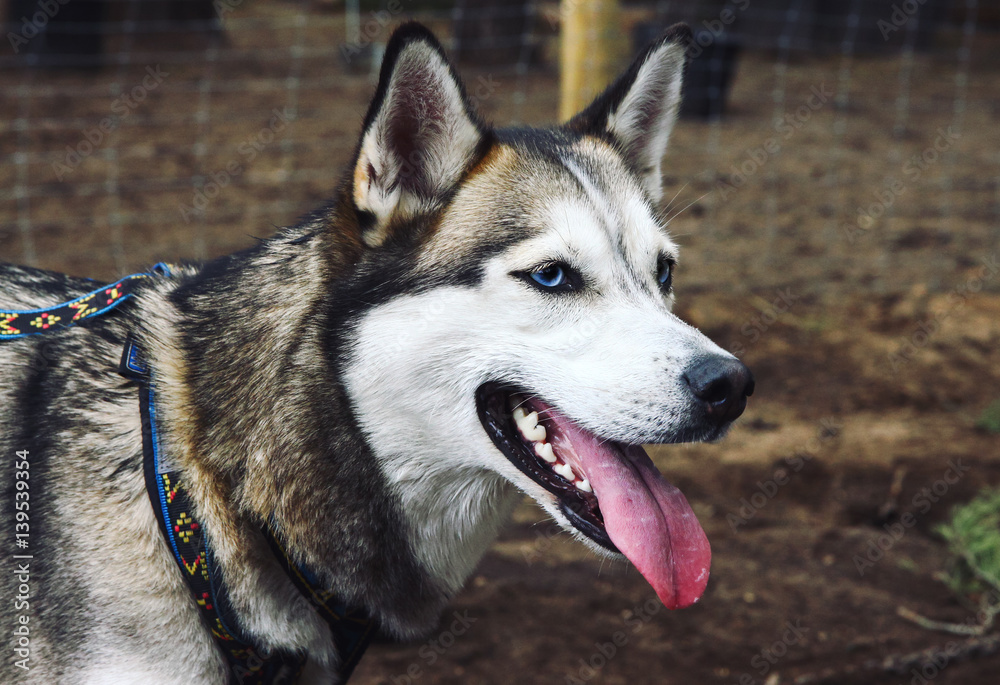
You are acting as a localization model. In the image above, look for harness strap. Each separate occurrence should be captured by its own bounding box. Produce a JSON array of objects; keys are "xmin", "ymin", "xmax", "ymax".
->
[
  {"xmin": 1, "ymin": 265, "xmax": 376, "ymax": 684},
  {"xmin": 0, "ymin": 262, "xmax": 171, "ymax": 339},
  {"xmin": 121, "ymin": 339, "xmax": 306, "ymax": 685}
]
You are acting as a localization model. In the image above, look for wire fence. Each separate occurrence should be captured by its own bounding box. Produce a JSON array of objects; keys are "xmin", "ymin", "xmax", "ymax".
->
[{"xmin": 0, "ymin": 0, "xmax": 997, "ymax": 298}]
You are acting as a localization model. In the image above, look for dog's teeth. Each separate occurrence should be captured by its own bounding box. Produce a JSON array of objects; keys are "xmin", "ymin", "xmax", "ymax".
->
[
  {"xmin": 520, "ymin": 412, "xmax": 546, "ymax": 441},
  {"xmin": 553, "ymin": 462, "xmax": 575, "ymax": 481},
  {"xmin": 524, "ymin": 425, "xmax": 546, "ymax": 442},
  {"xmin": 535, "ymin": 442, "xmax": 556, "ymax": 463},
  {"xmin": 516, "ymin": 409, "xmax": 536, "ymax": 429},
  {"xmin": 576, "ymin": 478, "xmax": 592, "ymax": 493},
  {"xmin": 513, "ymin": 407, "xmax": 529, "ymax": 428}
]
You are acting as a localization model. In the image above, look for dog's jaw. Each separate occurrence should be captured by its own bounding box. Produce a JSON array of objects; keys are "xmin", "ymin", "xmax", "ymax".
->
[{"xmin": 476, "ymin": 385, "xmax": 713, "ymax": 609}]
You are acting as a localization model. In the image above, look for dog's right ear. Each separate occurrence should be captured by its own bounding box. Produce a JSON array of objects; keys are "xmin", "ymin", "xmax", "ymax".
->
[
  {"xmin": 351, "ymin": 23, "xmax": 486, "ymax": 248},
  {"xmin": 567, "ymin": 23, "xmax": 691, "ymax": 203}
]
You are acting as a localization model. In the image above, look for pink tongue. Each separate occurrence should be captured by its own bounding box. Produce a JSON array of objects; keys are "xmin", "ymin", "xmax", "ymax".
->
[{"xmin": 546, "ymin": 410, "xmax": 711, "ymax": 609}]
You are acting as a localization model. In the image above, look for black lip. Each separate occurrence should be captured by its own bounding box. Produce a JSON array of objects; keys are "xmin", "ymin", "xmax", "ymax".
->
[{"xmin": 475, "ymin": 382, "xmax": 620, "ymax": 554}]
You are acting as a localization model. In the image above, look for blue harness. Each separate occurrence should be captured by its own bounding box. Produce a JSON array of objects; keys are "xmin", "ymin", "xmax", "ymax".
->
[{"xmin": 1, "ymin": 264, "xmax": 375, "ymax": 684}]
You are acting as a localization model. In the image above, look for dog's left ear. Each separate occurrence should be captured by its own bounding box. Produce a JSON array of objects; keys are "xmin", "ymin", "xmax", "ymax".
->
[
  {"xmin": 567, "ymin": 23, "xmax": 691, "ymax": 203},
  {"xmin": 352, "ymin": 23, "xmax": 486, "ymax": 247}
]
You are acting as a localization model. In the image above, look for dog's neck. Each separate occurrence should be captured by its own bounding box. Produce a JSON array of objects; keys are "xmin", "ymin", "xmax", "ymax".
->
[{"xmin": 375, "ymin": 450, "xmax": 521, "ymax": 596}]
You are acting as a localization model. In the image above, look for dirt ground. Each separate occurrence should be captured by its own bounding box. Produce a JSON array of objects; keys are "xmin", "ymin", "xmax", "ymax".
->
[{"xmin": 2, "ymin": 4, "xmax": 1000, "ymax": 684}]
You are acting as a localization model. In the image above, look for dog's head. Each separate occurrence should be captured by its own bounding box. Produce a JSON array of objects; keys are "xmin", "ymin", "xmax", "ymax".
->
[{"xmin": 342, "ymin": 23, "xmax": 753, "ymax": 610}]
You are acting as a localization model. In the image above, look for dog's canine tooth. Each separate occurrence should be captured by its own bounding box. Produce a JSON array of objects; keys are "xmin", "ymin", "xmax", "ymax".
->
[
  {"xmin": 514, "ymin": 409, "xmax": 536, "ymax": 429},
  {"xmin": 576, "ymin": 478, "xmax": 592, "ymax": 493},
  {"xmin": 535, "ymin": 442, "xmax": 557, "ymax": 463},
  {"xmin": 519, "ymin": 412, "xmax": 545, "ymax": 441},
  {"xmin": 523, "ymin": 424, "xmax": 545, "ymax": 442}
]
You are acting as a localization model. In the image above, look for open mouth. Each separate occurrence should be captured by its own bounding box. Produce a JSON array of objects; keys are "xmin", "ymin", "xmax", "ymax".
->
[
  {"xmin": 475, "ymin": 382, "xmax": 712, "ymax": 609},
  {"xmin": 476, "ymin": 383, "xmax": 616, "ymax": 552}
]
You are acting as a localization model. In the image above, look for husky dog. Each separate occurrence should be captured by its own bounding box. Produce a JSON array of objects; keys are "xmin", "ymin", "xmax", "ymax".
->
[{"xmin": 0, "ymin": 22, "xmax": 752, "ymax": 684}]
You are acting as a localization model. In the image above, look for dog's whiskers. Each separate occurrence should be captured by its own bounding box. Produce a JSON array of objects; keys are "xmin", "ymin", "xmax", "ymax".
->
[
  {"xmin": 662, "ymin": 182, "xmax": 689, "ymax": 217},
  {"xmin": 664, "ymin": 191, "xmax": 710, "ymax": 226}
]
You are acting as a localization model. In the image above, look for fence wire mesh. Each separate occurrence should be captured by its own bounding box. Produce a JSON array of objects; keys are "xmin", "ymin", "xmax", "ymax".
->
[{"xmin": 0, "ymin": 0, "xmax": 997, "ymax": 300}]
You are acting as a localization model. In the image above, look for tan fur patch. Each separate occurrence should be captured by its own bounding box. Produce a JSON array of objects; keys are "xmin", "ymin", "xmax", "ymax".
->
[
  {"xmin": 352, "ymin": 156, "xmax": 370, "ymax": 209},
  {"xmin": 414, "ymin": 142, "xmax": 522, "ymax": 273}
]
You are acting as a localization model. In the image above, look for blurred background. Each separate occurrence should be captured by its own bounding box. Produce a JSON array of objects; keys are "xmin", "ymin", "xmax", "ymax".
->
[{"xmin": 2, "ymin": 1, "xmax": 999, "ymax": 683}]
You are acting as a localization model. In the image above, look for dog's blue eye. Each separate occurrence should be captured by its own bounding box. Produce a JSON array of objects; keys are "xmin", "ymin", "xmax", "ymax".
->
[
  {"xmin": 531, "ymin": 264, "xmax": 567, "ymax": 289},
  {"xmin": 517, "ymin": 262, "xmax": 581, "ymax": 293},
  {"xmin": 657, "ymin": 259, "xmax": 673, "ymax": 290}
]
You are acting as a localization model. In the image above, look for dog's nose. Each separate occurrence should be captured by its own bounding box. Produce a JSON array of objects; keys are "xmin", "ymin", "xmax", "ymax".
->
[{"xmin": 683, "ymin": 356, "xmax": 755, "ymax": 423}]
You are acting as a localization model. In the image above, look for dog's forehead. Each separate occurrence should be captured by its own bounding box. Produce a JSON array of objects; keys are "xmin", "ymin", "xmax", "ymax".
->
[
  {"xmin": 421, "ymin": 134, "xmax": 677, "ymax": 277},
  {"xmin": 536, "ymin": 137, "xmax": 678, "ymax": 266}
]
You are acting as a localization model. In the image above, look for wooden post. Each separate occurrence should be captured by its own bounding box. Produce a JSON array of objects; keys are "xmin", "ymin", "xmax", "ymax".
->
[{"xmin": 559, "ymin": 0, "xmax": 625, "ymax": 122}]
